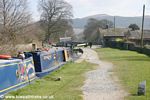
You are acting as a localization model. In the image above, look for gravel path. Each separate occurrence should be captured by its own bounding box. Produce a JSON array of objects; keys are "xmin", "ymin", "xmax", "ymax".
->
[{"xmin": 76, "ymin": 48, "xmax": 127, "ymax": 100}]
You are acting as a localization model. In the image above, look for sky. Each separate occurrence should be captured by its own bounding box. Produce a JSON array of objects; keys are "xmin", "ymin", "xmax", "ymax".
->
[{"xmin": 29, "ymin": 0, "xmax": 150, "ymax": 21}]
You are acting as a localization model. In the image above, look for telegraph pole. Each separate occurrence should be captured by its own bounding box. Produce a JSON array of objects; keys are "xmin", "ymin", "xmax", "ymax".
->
[
  {"xmin": 114, "ymin": 16, "xmax": 116, "ymax": 33},
  {"xmin": 141, "ymin": 4, "xmax": 145, "ymax": 48}
]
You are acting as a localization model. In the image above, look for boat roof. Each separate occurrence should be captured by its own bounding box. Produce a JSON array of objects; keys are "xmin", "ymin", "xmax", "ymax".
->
[{"xmin": 0, "ymin": 58, "xmax": 22, "ymax": 66}]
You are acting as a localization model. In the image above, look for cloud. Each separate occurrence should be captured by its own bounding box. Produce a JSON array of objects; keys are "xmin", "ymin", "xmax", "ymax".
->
[
  {"xmin": 65, "ymin": 0, "xmax": 149, "ymax": 18},
  {"xmin": 29, "ymin": 0, "xmax": 150, "ymax": 20}
]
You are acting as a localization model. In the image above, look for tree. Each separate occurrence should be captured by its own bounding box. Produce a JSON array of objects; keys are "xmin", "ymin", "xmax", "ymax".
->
[
  {"xmin": 83, "ymin": 18, "xmax": 113, "ymax": 42},
  {"xmin": 47, "ymin": 19, "xmax": 74, "ymax": 42},
  {"xmin": 99, "ymin": 19, "xmax": 113, "ymax": 29},
  {"xmin": 0, "ymin": 0, "xmax": 31, "ymax": 42},
  {"xmin": 128, "ymin": 24, "xmax": 140, "ymax": 31},
  {"xmin": 38, "ymin": 0, "xmax": 73, "ymax": 42},
  {"xmin": 83, "ymin": 18, "xmax": 98, "ymax": 40}
]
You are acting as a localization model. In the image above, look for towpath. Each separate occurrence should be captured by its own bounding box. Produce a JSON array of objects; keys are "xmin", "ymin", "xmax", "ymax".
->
[{"xmin": 76, "ymin": 48, "xmax": 127, "ymax": 100}]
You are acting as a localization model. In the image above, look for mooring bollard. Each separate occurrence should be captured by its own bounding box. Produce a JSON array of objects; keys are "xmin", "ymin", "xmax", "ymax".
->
[{"xmin": 137, "ymin": 81, "xmax": 146, "ymax": 96}]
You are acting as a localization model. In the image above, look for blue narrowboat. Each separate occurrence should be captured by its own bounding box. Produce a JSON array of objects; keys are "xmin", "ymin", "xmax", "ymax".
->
[
  {"xmin": 28, "ymin": 48, "xmax": 67, "ymax": 77},
  {"xmin": 0, "ymin": 56, "xmax": 36, "ymax": 95},
  {"xmin": 0, "ymin": 47, "xmax": 72, "ymax": 95}
]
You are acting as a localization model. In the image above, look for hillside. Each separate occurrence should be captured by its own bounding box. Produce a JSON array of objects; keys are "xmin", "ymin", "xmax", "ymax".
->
[{"xmin": 73, "ymin": 14, "xmax": 150, "ymax": 29}]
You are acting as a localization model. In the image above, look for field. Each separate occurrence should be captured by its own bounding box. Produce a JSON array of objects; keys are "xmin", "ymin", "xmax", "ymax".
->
[
  {"xmin": 95, "ymin": 48, "xmax": 150, "ymax": 100},
  {"xmin": 6, "ymin": 61, "xmax": 95, "ymax": 100}
]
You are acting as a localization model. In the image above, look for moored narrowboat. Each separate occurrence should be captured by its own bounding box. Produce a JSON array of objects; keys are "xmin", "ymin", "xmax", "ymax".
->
[
  {"xmin": 0, "ymin": 47, "xmax": 73, "ymax": 95},
  {"xmin": 0, "ymin": 56, "xmax": 36, "ymax": 95},
  {"xmin": 28, "ymin": 47, "xmax": 70, "ymax": 77}
]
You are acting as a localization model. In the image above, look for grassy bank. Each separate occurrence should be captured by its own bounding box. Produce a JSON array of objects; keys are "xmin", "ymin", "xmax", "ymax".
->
[
  {"xmin": 95, "ymin": 48, "xmax": 150, "ymax": 100},
  {"xmin": 6, "ymin": 61, "xmax": 95, "ymax": 100}
]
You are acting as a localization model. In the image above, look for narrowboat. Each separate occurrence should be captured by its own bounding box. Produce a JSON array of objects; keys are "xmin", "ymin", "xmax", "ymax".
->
[
  {"xmin": 0, "ymin": 56, "xmax": 36, "ymax": 95},
  {"xmin": 27, "ymin": 47, "xmax": 71, "ymax": 77},
  {"xmin": 0, "ymin": 47, "xmax": 72, "ymax": 95}
]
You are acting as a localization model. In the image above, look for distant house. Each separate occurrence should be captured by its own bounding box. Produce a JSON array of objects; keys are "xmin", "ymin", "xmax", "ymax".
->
[
  {"xmin": 103, "ymin": 32, "xmax": 125, "ymax": 42},
  {"xmin": 125, "ymin": 30, "xmax": 150, "ymax": 45},
  {"xmin": 102, "ymin": 30, "xmax": 150, "ymax": 46}
]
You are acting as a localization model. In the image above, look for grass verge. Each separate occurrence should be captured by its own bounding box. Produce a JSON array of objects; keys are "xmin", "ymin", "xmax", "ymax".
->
[
  {"xmin": 6, "ymin": 61, "xmax": 95, "ymax": 100},
  {"xmin": 95, "ymin": 48, "xmax": 150, "ymax": 100}
]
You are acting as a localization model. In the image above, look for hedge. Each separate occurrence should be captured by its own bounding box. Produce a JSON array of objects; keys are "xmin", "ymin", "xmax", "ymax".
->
[{"xmin": 105, "ymin": 41, "xmax": 150, "ymax": 57}]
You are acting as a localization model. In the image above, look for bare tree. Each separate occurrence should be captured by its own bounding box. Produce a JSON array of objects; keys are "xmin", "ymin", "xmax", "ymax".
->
[
  {"xmin": 83, "ymin": 18, "xmax": 113, "ymax": 42},
  {"xmin": 39, "ymin": 0, "xmax": 73, "ymax": 42},
  {"xmin": 0, "ymin": 0, "xmax": 31, "ymax": 42},
  {"xmin": 49, "ymin": 19, "xmax": 75, "ymax": 42}
]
